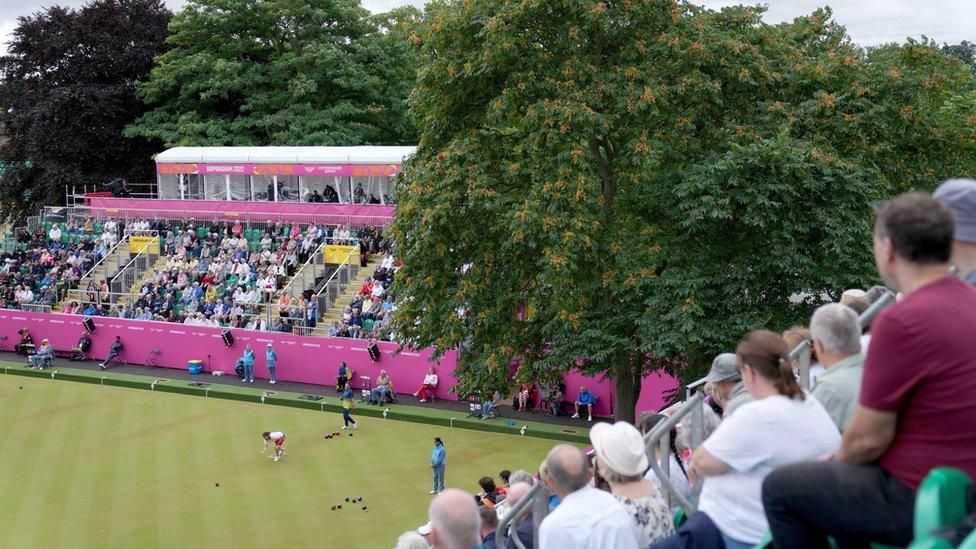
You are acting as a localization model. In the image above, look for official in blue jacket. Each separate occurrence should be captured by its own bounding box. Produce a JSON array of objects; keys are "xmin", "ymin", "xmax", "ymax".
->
[
  {"xmin": 430, "ymin": 437, "xmax": 446, "ymax": 494},
  {"xmin": 241, "ymin": 344, "xmax": 255, "ymax": 383},
  {"xmin": 265, "ymin": 343, "xmax": 278, "ymax": 384}
]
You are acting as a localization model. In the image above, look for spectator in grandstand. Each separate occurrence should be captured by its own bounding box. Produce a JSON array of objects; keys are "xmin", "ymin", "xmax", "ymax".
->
[
  {"xmin": 497, "ymin": 470, "xmax": 511, "ymax": 495},
  {"xmin": 652, "ymin": 330, "xmax": 840, "ymax": 549},
  {"xmin": 538, "ymin": 444, "xmax": 640, "ymax": 548},
  {"xmin": 414, "ymin": 367, "xmax": 439, "ymax": 402},
  {"xmin": 637, "ymin": 412, "xmax": 691, "ymax": 513},
  {"xmin": 934, "ymin": 178, "xmax": 976, "ymax": 285},
  {"xmin": 808, "ymin": 303, "xmax": 863, "ymax": 432},
  {"xmin": 99, "ymin": 335, "xmax": 124, "ymax": 370},
  {"xmin": 430, "ymin": 437, "xmax": 447, "ymax": 494},
  {"xmin": 762, "ymin": 193, "xmax": 976, "ymax": 547},
  {"xmin": 705, "ymin": 352, "xmax": 752, "ymax": 417},
  {"xmin": 783, "ymin": 325, "xmax": 822, "ymax": 386},
  {"xmin": 479, "ymin": 505, "xmax": 499, "ymax": 549},
  {"xmin": 476, "ymin": 476, "xmax": 501, "ymax": 508},
  {"xmin": 428, "ymin": 488, "xmax": 480, "ymax": 549},
  {"xmin": 48, "ymin": 224, "xmax": 61, "ymax": 244},
  {"xmin": 571, "ymin": 386, "xmax": 596, "ymax": 421},
  {"xmin": 501, "ymin": 481, "xmax": 534, "ymax": 549},
  {"xmin": 323, "ymin": 185, "xmax": 339, "ymax": 203},
  {"xmin": 590, "ymin": 421, "xmax": 674, "ymax": 545}
]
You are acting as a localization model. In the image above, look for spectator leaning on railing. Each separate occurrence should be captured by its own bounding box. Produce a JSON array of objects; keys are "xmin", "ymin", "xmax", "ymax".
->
[
  {"xmin": 808, "ymin": 303, "xmax": 864, "ymax": 432},
  {"xmin": 705, "ymin": 352, "xmax": 752, "ymax": 417},
  {"xmin": 762, "ymin": 192, "xmax": 976, "ymax": 547}
]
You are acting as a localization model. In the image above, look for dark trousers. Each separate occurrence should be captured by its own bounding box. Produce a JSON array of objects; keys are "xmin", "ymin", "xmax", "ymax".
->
[
  {"xmin": 648, "ymin": 510, "xmax": 725, "ymax": 549},
  {"xmin": 342, "ymin": 408, "xmax": 356, "ymax": 426},
  {"xmin": 762, "ymin": 462, "xmax": 915, "ymax": 548}
]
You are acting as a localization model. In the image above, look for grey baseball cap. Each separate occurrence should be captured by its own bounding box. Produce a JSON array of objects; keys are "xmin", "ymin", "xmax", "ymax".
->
[
  {"xmin": 934, "ymin": 178, "xmax": 976, "ymax": 243},
  {"xmin": 705, "ymin": 353, "xmax": 741, "ymax": 383}
]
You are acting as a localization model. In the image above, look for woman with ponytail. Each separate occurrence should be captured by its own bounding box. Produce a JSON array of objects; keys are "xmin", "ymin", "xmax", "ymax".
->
[{"xmin": 649, "ymin": 330, "xmax": 840, "ymax": 549}]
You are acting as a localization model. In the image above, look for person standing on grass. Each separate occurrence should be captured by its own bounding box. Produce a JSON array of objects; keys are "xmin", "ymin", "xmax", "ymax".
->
[
  {"xmin": 242, "ymin": 344, "xmax": 255, "ymax": 383},
  {"xmin": 261, "ymin": 431, "xmax": 286, "ymax": 462},
  {"xmin": 430, "ymin": 437, "xmax": 447, "ymax": 494},
  {"xmin": 338, "ymin": 385, "xmax": 358, "ymax": 431},
  {"xmin": 265, "ymin": 343, "xmax": 278, "ymax": 384}
]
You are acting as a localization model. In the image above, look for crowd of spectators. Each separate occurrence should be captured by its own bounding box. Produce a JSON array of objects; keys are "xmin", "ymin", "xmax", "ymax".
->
[{"xmin": 392, "ymin": 180, "xmax": 976, "ymax": 549}]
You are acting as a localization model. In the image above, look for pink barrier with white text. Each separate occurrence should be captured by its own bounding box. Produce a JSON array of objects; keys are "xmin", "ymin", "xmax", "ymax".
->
[
  {"xmin": 85, "ymin": 198, "xmax": 395, "ymax": 226},
  {"xmin": 0, "ymin": 311, "xmax": 677, "ymax": 415}
]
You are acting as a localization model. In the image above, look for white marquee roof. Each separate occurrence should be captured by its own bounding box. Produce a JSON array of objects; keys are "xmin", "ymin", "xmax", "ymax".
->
[{"xmin": 155, "ymin": 146, "xmax": 417, "ymax": 165}]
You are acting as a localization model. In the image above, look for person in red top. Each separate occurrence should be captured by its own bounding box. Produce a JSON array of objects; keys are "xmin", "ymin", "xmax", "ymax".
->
[{"xmin": 762, "ymin": 193, "xmax": 976, "ymax": 547}]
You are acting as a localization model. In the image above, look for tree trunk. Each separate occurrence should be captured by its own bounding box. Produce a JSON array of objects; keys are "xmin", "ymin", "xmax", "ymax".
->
[{"xmin": 613, "ymin": 354, "xmax": 642, "ymax": 423}]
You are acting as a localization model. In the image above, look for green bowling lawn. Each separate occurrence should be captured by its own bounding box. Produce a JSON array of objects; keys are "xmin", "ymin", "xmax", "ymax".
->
[{"xmin": 0, "ymin": 374, "xmax": 569, "ymax": 548}]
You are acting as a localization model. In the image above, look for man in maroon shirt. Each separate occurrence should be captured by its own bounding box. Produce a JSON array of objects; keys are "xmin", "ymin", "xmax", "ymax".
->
[{"xmin": 762, "ymin": 193, "xmax": 976, "ymax": 547}]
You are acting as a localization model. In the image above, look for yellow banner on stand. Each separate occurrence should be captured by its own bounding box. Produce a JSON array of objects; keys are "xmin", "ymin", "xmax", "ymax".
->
[
  {"xmin": 324, "ymin": 244, "xmax": 358, "ymax": 265},
  {"xmin": 130, "ymin": 235, "xmax": 160, "ymax": 254}
]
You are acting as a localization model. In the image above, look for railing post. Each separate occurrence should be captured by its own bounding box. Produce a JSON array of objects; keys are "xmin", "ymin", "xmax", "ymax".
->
[{"xmin": 797, "ymin": 340, "xmax": 812, "ymax": 391}]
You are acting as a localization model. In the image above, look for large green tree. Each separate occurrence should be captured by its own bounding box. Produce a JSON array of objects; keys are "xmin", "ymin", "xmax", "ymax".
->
[
  {"xmin": 0, "ymin": 0, "xmax": 171, "ymax": 220},
  {"xmin": 390, "ymin": 1, "xmax": 976, "ymax": 422},
  {"xmin": 127, "ymin": 0, "xmax": 420, "ymax": 146}
]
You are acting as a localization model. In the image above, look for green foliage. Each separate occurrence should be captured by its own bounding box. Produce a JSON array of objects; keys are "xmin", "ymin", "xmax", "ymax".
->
[
  {"xmin": 944, "ymin": 41, "xmax": 976, "ymax": 75},
  {"xmin": 390, "ymin": 1, "xmax": 976, "ymax": 420},
  {"xmin": 126, "ymin": 0, "xmax": 421, "ymax": 147},
  {"xmin": 0, "ymin": 0, "xmax": 171, "ymax": 220}
]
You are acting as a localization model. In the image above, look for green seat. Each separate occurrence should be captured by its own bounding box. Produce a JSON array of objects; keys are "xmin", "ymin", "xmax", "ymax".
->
[
  {"xmin": 362, "ymin": 319, "xmax": 374, "ymax": 333},
  {"xmin": 673, "ymin": 508, "xmax": 687, "ymax": 530},
  {"xmin": 959, "ymin": 528, "xmax": 976, "ymax": 549},
  {"xmin": 197, "ymin": 227, "xmax": 208, "ymax": 238}
]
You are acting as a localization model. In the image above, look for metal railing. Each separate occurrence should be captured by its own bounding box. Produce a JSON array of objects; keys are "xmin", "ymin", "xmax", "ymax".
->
[
  {"xmin": 80, "ymin": 234, "xmax": 130, "ymax": 281},
  {"xmin": 645, "ymin": 288, "xmax": 897, "ymax": 515},
  {"xmin": 277, "ymin": 241, "xmax": 329, "ymax": 299},
  {"xmin": 19, "ymin": 302, "xmax": 54, "ymax": 313},
  {"xmin": 314, "ymin": 247, "xmax": 361, "ymax": 315},
  {"xmin": 109, "ymin": 235, "xmax": 160, "ymax": 295},
  {"xmin": 495, "ymin": 482, "xmax": 550, "ymax": 549}
]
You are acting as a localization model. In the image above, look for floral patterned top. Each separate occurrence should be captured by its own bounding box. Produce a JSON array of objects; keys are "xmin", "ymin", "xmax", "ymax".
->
[{"xmin": 614, "ymin": 492, "xmax": 675, "ymax": 546}]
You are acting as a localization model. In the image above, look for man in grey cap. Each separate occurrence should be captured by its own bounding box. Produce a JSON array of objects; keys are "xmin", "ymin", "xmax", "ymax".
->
[
  {"xmin": 706, "ymin": 352, "xmax": 752, "ymax": 418},
  {"xmin": 934, "ymin": 178, "xmax": 976, "ymax": 285}
]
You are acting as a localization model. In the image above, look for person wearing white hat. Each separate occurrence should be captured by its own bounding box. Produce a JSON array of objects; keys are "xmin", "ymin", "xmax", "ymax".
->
[
  {"xmin": 590, "ymin": 421, "xmax": 674, "ymax": 546},
  {"xmin": 265, "ymin": 342, "xmax": 278, "ymax": 384}
]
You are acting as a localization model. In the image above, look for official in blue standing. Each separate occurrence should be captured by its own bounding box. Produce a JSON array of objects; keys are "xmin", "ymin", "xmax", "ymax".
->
[
  {"xmin": 241, "ymin": 344, "xmax": 255, "ymax": 383},
  {"xmin": 265, "ymin": 343, "xmax": 278, "ymax": 384},
  {"xmin": 430, "ymin": 437, "xmax": 446, "ymax": 494}
]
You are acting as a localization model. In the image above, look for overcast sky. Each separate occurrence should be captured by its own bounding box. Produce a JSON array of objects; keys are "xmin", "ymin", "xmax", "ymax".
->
[{"xmin": 1, "ymin": 0, "xmax": 973, "ymax": 56}]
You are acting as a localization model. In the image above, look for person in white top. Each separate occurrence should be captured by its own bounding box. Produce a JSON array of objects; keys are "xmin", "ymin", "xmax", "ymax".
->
[
  {"xmin": 381, "ymin": 253, "xmax": 395, "ymax": 270},
  {"xmin": 651, "ymin": 330, "xmax": 841, "ymax": 549},
  {"xmin": 261, "ymin": 431, "xmax": 286, "ymax": 462},
  {"xmin": 49, "ymin": 225, "xmax": 62, "ymax": 242},
  {"xmin": 539, "ymin": 444, "xmax": 641, "ymax": 549},
  {"xmin": 414, "ymin": 367, "xmax": 439, "ymax": 402}
]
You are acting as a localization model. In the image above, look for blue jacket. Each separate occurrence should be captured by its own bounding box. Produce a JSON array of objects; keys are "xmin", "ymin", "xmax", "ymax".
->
[
  {"xmin": 431, "ymin": 443, "xmax": 446, "ymax": 467},
  {"xmin": 266, "ymin": 348, "xmax": 277, "ymax": 366},
  {"xmin": 578, "ymin": 390, "xmax": 595, "ymax": 405},
  {"xmin": 242, "ymin": 349, "xmax": 255, "ymax": 366}
]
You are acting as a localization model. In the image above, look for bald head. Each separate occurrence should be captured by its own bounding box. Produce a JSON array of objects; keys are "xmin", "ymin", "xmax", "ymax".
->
[
  {"xmin": 428, "ymin": 488, "xmax": 480, "ymax": 549},
  {"xmin": 543, "ymin": 444, "xmax": 590, "ymax": 498}
]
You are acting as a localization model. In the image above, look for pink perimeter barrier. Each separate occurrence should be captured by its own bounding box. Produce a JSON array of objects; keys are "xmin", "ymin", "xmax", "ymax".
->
[
  {"xmin": 85, "ymin": 197, "xmax": 395, "ymax": 226},
  {"xmin": 0, "ymin": 311, "xmax": 677, "ymax": 416}
]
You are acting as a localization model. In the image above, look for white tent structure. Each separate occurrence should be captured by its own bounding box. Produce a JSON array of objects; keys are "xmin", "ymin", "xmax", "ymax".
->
[{"xmin": 154, "ymin": 146, "xmax": 416, "ymax": 204}]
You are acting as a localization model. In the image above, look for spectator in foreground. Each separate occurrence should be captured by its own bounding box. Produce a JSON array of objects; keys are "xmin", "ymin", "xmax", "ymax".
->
[
  {"xmin": 763, "ymin": 193, "xmax": 976, "ymax": 547},
  {"xmin": 590, "ymin": 421, "xmax": 674, "ymax": 545},
  {"xmin": 651, "ymin": 331, "xmax": 840, "ymax": 549},
  {"xmin": 428, "ymin": 488, "xmax": 481, "ymax": 549},
  {"xmin": 476, "ymin": 476, "xmax": 501, "ymax": 507},
  {"xmin": 705, "ymin": 352, "xmax": 752, "ymax": 417},
  {"xmin": 934, "ymin": 178, "xmax": 976, "ymax": 285},
  {"xmin": 782, "ymin": 325, "xmax": 822, "ymax": 386},
  {"xmin": 502, "ymin": 482, "xmax": 534, "ymax": 549},
  {"xmin": 498, "ymin": 470, "xmax": 511, "ymax": 495},
  {"xmin": 637, "ymin": 412, "xmax": 691, "ymax": 513},
  {"xmin": 538, "ymin": 444, "xmax": 640, "ymax": 549},
  {"xmin": 494, "ymin": 471, "xmax": 534, "ymax": 522},
  {"xmin": 571, "ymin": 386, "xmax": 596, "ymax": 421},
  {"xmin": 394, "ymin": 531, "xmax": 429, "ymax": 549},
  {"xmin": 809, "ymin": 303, "xmax": 863, "ymax": 432},
  {"xmin": 479, "ymin": 504, "xmax": 499, "ymax": 549}
]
